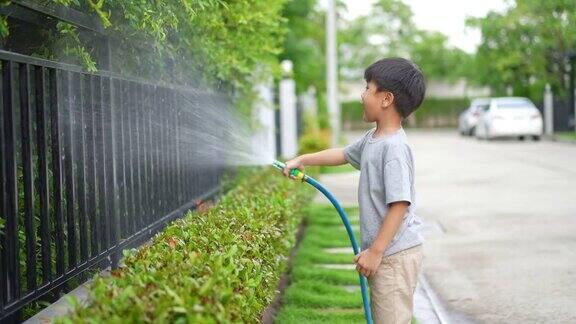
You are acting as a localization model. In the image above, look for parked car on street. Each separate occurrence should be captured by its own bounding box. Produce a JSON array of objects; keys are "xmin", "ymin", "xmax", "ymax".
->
[
  {"xmin": 458, "ymin": 98, "xmax": 491, "ymax": 136},
  {"xmin": 474, "ymin": 97, "xmax": 543, "ymax": 141}
]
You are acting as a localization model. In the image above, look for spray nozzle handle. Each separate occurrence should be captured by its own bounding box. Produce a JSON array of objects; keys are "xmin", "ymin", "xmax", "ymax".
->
[{"xmin": 272, "ymin": 160, "xmax": 306, "ymax": 182}]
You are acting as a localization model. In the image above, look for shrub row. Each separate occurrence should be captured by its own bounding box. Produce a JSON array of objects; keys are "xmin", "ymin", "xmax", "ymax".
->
[{"xmin": 59, "ymin": 167, "xmax": 316, "ymax": 323}]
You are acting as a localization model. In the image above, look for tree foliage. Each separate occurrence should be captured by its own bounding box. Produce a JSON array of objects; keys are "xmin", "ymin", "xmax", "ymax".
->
[
  {"xmin": 0, "ymin": 0, "xmax": 289, "ymax": 115},
  {"xmin": 339, "ymin": 0, "xmax": 473, "ymax": 83},
  {"xmin": 279, "ymin": 0, "xmax": 326, "ymax": 94},
  {"xmin": 467, "ymin": 0, "xmax": 576, "ymax": 101}
]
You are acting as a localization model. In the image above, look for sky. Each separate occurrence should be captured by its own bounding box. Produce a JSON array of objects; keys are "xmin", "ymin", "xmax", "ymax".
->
[{"xmin": 335, "ymin": 0, "xmax": 511, "ymax": 53}]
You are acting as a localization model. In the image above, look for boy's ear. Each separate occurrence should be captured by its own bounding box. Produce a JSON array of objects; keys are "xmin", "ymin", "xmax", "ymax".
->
[{"xmin": 381, "ymin": 91, "xmax": 394, "ymax": 108}]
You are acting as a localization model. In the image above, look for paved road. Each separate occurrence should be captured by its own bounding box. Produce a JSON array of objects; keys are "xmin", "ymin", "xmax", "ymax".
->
[{"xmin": 316, "ymin": 128, "xmax": 576, "ymax": 323}]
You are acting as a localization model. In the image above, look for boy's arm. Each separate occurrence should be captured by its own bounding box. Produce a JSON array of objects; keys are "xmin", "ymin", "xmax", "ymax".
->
[
  {"xmin": 282, "ymin": 148, "xmax": 346, "ymax": 178},
  {"xmin": 370, "ymin": 202, "xmax": 409, "ymax": 254},
  {"xmin": 354, "ymin": 201, "xmax": 409, "ymax": 277}
]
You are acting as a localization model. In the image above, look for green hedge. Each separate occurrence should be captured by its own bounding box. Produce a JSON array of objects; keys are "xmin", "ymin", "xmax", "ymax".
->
[
  {"xmin": 298, "ymin": 129, "xmax": 331, "ymax": 155},
  {"xmin": 340, "ymin": 100, "xmax": 364, "ymax": 125},
  {"xmin": 341, "ymin": 98, "xmax": 470, "ymax": 128},
  {"xmin": 58, "ymin": 167, "xmax": 316, "ymax": 323},
  {"xmin": 412, "ymin": 97, "xmax": 470, "ymax": 127}
]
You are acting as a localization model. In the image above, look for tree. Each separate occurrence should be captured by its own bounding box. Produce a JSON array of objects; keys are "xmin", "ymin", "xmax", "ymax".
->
[
  {"xmin": 467, "ymin": 0, "xmax": 576, "ymax": 101},
  {"xmin": 339, "ymin": 0, "xmax": 473, "ymax": 83},
  {"xmin": 409, "ymin": 30, "xmax": 474, "ymax": 82},
  {"xmin": 339, "ymin": 0, "xmax": 417, "ymax": 80},
  {"xmin": 279, "ymin": 0, "xmax": 326, "ymax": 94}
]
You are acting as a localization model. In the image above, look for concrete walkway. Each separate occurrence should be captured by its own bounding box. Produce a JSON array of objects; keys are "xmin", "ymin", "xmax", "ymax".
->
[{"xmin": 411, "ymin": 129, "xmax": 576, "ymax": 323}]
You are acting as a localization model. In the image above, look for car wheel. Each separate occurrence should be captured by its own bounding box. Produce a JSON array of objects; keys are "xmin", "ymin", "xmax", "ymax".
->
[
  {"xmin": 518, "ymin": 135, "xmax": 526, "ymax": 141},
  {"xmin": 469, "ymin": 126, "xmax": 476, "ymax": 137},
  {"xmin": 532, "ymin": 135, "xmax": 541, "ymax": 141}
]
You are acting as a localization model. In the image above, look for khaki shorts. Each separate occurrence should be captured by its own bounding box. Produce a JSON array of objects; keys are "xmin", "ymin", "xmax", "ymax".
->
[{"xmin": 367, "ymin": 244, "xmax": 423, "ymax": 324}]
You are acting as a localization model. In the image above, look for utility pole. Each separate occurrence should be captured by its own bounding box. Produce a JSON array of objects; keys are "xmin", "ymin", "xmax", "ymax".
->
[
  {"xmin": 569, "ymin": 52, "xmax": 576, "ymax": 131},
  {"xmin": 326, "ymin": 0, "xmax": 340, "ymax": 147}
]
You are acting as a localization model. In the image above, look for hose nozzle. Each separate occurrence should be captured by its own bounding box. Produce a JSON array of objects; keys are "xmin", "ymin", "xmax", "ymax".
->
[{"xmin": 272, "ymin": 160, "xmax": 306, "ymax": 182}]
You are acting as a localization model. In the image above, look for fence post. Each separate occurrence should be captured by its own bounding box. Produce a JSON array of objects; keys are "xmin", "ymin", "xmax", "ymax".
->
[
  {"xmin": 544, "ymin": 83, "xmax": 554, "ymax": 136},
  {"xmin": 108, "ymin": 77, "xmax": 121, "ymax": 269},
  {"xmin": 252, "ymin": 71, "xmax": 276, "ymax": 163},
  {"xmin": 279, "ymin": 60, "xmax": 297, "ymax": 158}
]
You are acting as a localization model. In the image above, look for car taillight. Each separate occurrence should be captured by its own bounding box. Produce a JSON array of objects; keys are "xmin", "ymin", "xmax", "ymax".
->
[
  {"xmin": 472, "ymin": 112, "xmax": 480, "ymax": 117},
  {"xmin": 530, "ymin": 113, "xmax": 540, "ymax": 119},
  {"xmin": 492, "ymin": 114, "xmax": 504, "ymax": 120}
]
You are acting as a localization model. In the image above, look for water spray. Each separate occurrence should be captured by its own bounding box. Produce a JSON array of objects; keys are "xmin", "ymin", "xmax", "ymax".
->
[{"xmin": 272, "ymin": 160, "xmax": 373, "ymax": 324}]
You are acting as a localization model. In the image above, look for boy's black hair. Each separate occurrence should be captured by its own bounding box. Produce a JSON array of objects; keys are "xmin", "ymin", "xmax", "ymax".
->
[{"xmin": 364, "ymin": 57, "xmax": 426, "ymax": 118}]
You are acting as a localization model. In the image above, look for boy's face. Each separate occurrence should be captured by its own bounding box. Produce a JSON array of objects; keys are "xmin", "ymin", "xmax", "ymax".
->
[{"xmin": 361, "ymin": 80, "xmax": 392, "ymax": 122}]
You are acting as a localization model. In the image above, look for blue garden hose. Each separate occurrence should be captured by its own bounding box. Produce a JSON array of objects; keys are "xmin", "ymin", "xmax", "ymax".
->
[{"xmin": 272, "ymin": 160, "xmax": 373, "ymax": 324}]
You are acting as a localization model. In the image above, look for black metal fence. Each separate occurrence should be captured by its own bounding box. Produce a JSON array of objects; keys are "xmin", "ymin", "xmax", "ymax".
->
[
  {"xmin": 550, "ymin": 99, "xmax": 575, "ymax": 131},
  {"xmin": 536, "ymin": 99, "xmax": 575, "ymax": 132},
  {"xmin": 0, "ymin": 49, "xmax": 227, "ymax": 320}
]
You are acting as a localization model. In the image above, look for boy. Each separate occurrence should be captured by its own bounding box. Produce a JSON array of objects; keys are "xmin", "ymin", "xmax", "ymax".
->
[{"xmin": 282, "ymin": 57, "xmax": 426, "ymax": 324}]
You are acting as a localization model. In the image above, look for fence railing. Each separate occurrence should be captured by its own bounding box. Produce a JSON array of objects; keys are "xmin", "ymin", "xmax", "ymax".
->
[
  {"xmin": 0, "ymin": 49, "xmax": 227, "ymax": 320},
  {"xmin": 537, "ymin": 98, "xmax": 575, "ymax": 132}
]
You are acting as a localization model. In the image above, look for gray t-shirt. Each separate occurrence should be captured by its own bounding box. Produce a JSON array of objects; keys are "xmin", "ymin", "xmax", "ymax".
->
[{"xmin": 344, "ymin": 127, "xmax": 423, "ymax": 257}]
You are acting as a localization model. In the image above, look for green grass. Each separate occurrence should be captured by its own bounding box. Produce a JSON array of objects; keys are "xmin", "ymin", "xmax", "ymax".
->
[
  {"xmin": 277, "ymin": 306, "xmax": 365, "ymax": 324},
  {"xmin": 557, "ymin": 131, "xmax": 576, "ymax": 141},
  {"xmin": 320, "ymin": 164, "xmax": 358, "ymax": 174},
  {"xmin": 275, "ymin": 204, "xmax": 366, "ymax": 323}
]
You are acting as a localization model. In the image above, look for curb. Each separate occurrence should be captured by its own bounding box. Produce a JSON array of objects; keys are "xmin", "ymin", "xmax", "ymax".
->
[
  {"xmin": 418, "ymin": 274, "xmax": 451, "ymax": 324},
  {"xmin": 546, "ymin": 135, "xmax": 576, "ymax": 145}
]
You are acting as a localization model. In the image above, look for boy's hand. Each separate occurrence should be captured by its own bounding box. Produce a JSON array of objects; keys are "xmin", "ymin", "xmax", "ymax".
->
[
  {"xmin": 354, "ymin": 248, "xmax": 383, "ymax": 278},
  {"xmin": 283, "ymin": 157, "xmax": 305, "ymax": 179}
]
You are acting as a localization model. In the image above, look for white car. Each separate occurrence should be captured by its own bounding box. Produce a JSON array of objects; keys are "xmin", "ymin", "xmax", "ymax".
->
[
  {"xmin": 475, "ymin": 97, "xmax": 543, "ymax": 141},
  {"xmin": 458, "ymin": 98, "xmax": 491, "ymax": 136}
]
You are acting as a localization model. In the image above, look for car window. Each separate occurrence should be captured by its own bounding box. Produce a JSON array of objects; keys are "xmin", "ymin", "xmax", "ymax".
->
[
  {"xmin": 497, "ymin": 103, "xmax": 533, "ymax": 109},
  {"xmin": 495, "ymin": 99, "xmax": 534, "ymax": 109}
]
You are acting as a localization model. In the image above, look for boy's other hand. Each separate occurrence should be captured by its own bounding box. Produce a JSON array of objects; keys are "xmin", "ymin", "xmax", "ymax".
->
[
  {"xmin": 354, "ymin": 248, "xmax": 383, "ymax": 278},
  {"xmin": 283, "ymin": 157, "xmax": 305, "ymax": 179}
]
